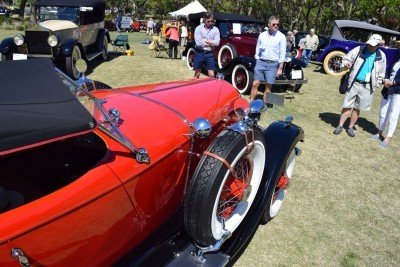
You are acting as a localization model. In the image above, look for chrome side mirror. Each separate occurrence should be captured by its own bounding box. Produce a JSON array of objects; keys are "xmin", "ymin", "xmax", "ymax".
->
[
  {"xmin": 75, "ymin": 59, "xmax": 91, "ymax": 86},
  {"xmin": 194, "ymin": 118, "xmax": 212, "ymax": 138}
]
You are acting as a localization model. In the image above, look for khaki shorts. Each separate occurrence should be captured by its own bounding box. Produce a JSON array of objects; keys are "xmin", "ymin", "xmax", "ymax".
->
[{"xmin": 342, "ymin": 81, "xmax": 374, "ymax": 111}]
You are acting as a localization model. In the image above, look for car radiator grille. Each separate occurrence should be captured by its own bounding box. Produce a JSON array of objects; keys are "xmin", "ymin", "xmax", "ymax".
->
[{"xmin": 25, "ymin": 31, "xmax": 52, "ymax": 54}]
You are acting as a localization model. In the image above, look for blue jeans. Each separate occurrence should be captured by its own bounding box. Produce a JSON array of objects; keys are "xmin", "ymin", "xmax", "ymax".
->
[{"xmin": 302, "ymin": 49, "xmax": 313, "ymax": 66}]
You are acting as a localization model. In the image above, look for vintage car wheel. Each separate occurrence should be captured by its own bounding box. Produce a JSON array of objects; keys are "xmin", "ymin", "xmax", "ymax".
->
[
  {"xmin": 66, "ymin": 45, "xmax": 82, "ymax": 80},
  {"xmin": 323, "ymin": 50, "xmax": 347, "ymax": 76},
  {"xmin": 260, "ymin": 148, "xmax": 296, "ymax": 224},
  {"xmin": 101, "ymin": 37, "xmax": 109, "ymax": 60},
  {"xmin": 231, "ymin": 64, "xmax": 253, "ymax": 95},
  {"xmin": 218, "ymin": 44, "xmax": 238, "ymax": 69},
  {"xmin": 185, "ymin": 129, "xmax": 265, "ymax": 246},
  {"xmin": 186, "ymin": 47, "xmax": 195, "ymax": 70}
]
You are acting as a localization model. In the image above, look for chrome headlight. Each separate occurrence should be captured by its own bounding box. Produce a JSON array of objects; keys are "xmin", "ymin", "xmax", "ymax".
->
[
  {"xmin": 13, "ymin": 34, "xmax": 25, "ymax": 46},
  {"xmin": 47, "ymin": 35, "xmax": 59, "ymax": 47}
]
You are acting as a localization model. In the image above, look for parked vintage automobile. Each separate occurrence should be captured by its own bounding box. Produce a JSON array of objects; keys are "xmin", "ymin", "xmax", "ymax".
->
[
  {"xmin": 317, "ymin": 20, "xmax": 400, "ymax": 76},
  {"xmin": 182, "ymin": 12, "xmax": 308, "ymax": 94},
  {"xmin": 0, "ymin": 0, "xmax": 110, "ymax": 80},
  {"xmin": 0, "ymin": 58, "xmax": 304, "ymax": 266}
]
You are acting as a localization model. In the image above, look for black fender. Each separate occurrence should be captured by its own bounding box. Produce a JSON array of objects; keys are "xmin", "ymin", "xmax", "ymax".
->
[
  {"xmin": 61, "ymin": 39, "xmax": 79, "ymax": 57},
  {"xmin": 0, "ymin": 37, "xmax": 15, "ymax": 55},
  {"xmin": 95, "ymin": 28, "xmax": 109, "ymax": 52},
  {"xmin": 262, "ymin": 121, "xmax": 304, "ymax": 204},
  {"xmin": 220, "ymin": 56, "xmax": 256, "ymax": 76},
  {"xmin": 221, "ymin": 121, "xmax": 304, "ymax": 260},
  {"xmin": 182, "ymin": 41, "xmax": 195, "ymax": 57}
]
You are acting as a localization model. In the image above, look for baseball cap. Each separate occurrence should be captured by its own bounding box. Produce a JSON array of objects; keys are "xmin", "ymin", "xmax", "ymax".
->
[{"xmin": 366, "ymin": 34, "xmax": 383, "ymax": 46}]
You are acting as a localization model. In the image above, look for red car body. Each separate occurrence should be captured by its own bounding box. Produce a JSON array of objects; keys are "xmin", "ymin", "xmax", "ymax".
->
[{"xmin": 0, "ymin": 59, "xmax": 303, "ymax": 266}]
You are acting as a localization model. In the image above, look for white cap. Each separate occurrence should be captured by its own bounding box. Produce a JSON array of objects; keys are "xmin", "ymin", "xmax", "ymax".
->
[{"xmin": 366, "ymin": 34, "xmax": 383, "ymax": 46}]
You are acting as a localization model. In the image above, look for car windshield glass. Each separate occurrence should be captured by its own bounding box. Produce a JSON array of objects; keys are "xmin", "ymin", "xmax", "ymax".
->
[
  {"xmin": 239, "ymin": 22, "xmax": 264, "ymax": 34},
  {"xmin": 37, "ymin": 6, "xmax": 79, "ymax": 23},
  {"xmin": 341, "ymin": 27, "xmax": 398, "ymax": 45},
  {"xmin": 55, "ymin": 70, "xmax": 137, "ymax": 154}
]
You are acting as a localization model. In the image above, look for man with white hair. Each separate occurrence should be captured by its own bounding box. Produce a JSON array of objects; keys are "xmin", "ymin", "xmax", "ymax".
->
[{"xmin": 302, "ymin": 28, "xmax": 319, "ymax": 66}]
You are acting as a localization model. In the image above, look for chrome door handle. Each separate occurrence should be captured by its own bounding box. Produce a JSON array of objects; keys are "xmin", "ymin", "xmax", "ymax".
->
[{"xmin": 11, "ymin": 248, "xmax": 30, "ymax": 267}]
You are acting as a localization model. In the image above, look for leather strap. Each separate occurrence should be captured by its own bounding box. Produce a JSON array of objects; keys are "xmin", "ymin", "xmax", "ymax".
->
[{"xmin": 203, "ymin": 151, "xmax": 236, "ymax": 176}]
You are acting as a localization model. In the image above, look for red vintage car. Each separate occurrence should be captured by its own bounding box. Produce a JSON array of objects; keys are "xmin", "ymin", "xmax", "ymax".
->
[
  {"xmin": 0, "ymin": 59, "xmax": 304, "ymax": 266},
  {"xmin": 182, "ymin": 12, "xmax": 308, "ymax": 94}
]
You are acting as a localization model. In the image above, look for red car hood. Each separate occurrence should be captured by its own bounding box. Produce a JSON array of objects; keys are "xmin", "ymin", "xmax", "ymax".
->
[{"xmin": 91, "ymin": 78, "xmax": 239, "ymax": 159}]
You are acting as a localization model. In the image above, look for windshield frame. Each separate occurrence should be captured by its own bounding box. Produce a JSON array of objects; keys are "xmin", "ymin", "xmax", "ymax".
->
[{"xmin": 54, "ymin": 67, "xmax": 138, "ymax": 155}]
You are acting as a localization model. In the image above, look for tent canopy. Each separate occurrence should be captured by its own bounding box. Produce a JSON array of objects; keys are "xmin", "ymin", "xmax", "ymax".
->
[{"xmin": 169, "ymin": 0, "xmax": 207, "ymax": 18}]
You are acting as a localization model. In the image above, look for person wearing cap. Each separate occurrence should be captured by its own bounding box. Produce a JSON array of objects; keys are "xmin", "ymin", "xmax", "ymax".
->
[
  {"xmin": 302, "ymin": 28, "xmax": 319, "ymax": 66},
  {"xmin": 333, "ymin": 34, "xmax": 386, "ymax": 137},
  {"xmin": 180, "ymin": 21, "xmax": 188, "ymax": 47},
  {"xmin": 165, "ymin": 23, "xmax": 180, "ymax": 59},
  {"xmin": 250, "ymin": 15, "xmax": 286, "ymax": 104},
  {"xmin": 370, "ymin": 50, "xmax": 400, "ymax": 148},
  {"xmin": 193, "ymin": 12, "xmax": 220, "ymax": 78}
]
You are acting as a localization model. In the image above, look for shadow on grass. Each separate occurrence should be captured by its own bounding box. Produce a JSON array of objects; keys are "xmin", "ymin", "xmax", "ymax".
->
[
  {"xmin": 319, "ymin": 112, "xmax": 378, "ymax": 134},
  {"xmin": 85, "ymin": 52, "xmax": 126, "ymax": 76}
]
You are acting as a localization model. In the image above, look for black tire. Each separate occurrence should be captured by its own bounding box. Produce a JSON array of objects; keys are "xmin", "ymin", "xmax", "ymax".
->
[
  {"xmin": 185, "ymin": 129, "xmax": 266, "ymax": 246},
  {"xmin": 101, "ymin": 36, "xmax": 109, "ymax": 60},
  {"xmin": 260, "ymin": 148, "xmax": 296, "ymax": 224},
  {"xmin": 231, "ymin": 64, "xmax": 254, "ymax": 95},
  {"xmin": 218, "ymin": 44, "xmax": 238, "ymax": 69},
  {"xmin": 186, "ymin": 47, "xmax": 195, "ymax": 70},
  {"xmin": 83, "ymin": 80, "xmax": 112, "ymax": 91},
  {"xmin": 66, "ymin": 45, "xmax": 82, "ymax": 80}
]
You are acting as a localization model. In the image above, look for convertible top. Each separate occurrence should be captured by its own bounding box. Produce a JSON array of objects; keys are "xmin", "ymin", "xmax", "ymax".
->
[
  {"xmin": 32, "ymin": 0, "xmax": 106, "ymax": 7},
  {"xmin": 189, "ymin": 12, "xmax": 263, "ymax": 24},
  {"xmin": 332, "ymin": 20, "xmax": 400, "ymax": 40},
  {"xmin": 0, "ymin": 59, "xmax": 96, "ymax": 156}
]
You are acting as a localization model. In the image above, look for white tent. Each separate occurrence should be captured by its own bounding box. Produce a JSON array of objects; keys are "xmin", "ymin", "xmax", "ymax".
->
[{"xmin": 169, "ymin": 0, "xmax": 207, "ymax": 18}]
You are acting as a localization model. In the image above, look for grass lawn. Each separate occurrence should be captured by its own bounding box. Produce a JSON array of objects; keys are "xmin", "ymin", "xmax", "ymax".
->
[{"xmin": 1, "ymin": 29, "xmax": 399, "ymax": 266}]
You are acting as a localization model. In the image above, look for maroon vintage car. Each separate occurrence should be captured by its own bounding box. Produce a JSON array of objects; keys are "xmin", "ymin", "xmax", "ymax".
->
[
  {"xmin": 0, "ymin": 58, "xmax": 303, "ymax": 266},
  {"xmin": 183, "ymin": 12, "xmax": 308, "ymax": 94}
]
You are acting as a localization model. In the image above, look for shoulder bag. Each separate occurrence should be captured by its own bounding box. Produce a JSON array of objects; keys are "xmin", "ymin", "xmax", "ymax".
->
[{"xmin": 339, "ymin": 47, "xmax": 363, "ymax": 94}]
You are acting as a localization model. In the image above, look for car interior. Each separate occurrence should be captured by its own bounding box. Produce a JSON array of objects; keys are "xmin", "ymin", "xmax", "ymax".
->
[{"xmin": 0, "ymin": 132, "xmax": 107, "ymax": 214}]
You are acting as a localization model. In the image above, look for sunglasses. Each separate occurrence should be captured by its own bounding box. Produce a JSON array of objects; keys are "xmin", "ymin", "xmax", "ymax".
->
[
  {"xmin": 205, "ymin": 20, "xmax": 213, "ymax": 23},
  {"xmin": 271, "ymin": 23, "xmax": 279, "ymax": 27}
]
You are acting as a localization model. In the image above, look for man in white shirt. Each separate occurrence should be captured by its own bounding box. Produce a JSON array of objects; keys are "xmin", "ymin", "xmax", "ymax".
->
[{"xmin": 250, "ymin": 15, "xmax": 286, "ymax": 103}]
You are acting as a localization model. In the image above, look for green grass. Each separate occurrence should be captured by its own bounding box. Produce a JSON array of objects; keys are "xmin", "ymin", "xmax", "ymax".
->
[{"xmin": 1, "ymin": 30, "xmax": 400, "ymax": 266}]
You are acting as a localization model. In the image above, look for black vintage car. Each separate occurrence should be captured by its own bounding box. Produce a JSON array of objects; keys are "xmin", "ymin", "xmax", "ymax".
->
[{"xmin": 0, "ymin": 0, "xmax": 110, "ymax": 79}]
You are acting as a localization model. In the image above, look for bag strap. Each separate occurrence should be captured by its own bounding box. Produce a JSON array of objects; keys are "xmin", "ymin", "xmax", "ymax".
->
[{"xmin": 347, "ymin": 46, "xmax": 365, "ymax": 89}]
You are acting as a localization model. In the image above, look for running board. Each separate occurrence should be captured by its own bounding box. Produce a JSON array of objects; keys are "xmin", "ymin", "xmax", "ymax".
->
[
  {"xmin": 86, "ymin": 51, "xmax": 103, "ymax": 61},
  {"xmin": 164, "ymin": 243, "xmax": 230, "ymax": 267}
]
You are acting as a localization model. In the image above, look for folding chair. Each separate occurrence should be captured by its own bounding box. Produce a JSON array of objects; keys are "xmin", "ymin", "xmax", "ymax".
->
[
  {"xmin": 150, "ymin": 36, "xmax": 169, "ymax": 58},
  {"xmin": 111, "ymin": 34, "xmax": 129, "ymax": 52}
]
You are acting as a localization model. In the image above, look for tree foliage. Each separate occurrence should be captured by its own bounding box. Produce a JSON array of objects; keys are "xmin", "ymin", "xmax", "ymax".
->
[{"xmin": 18, "ymin": 0, "xmax": 400, "ymax": 34}]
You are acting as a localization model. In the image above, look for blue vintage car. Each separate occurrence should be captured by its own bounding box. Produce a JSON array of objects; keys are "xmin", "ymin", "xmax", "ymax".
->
[{"xmin": 317, "ymin": 20, "xmax": 400, "ymax": 76}]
